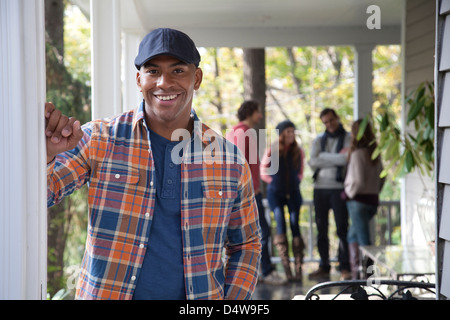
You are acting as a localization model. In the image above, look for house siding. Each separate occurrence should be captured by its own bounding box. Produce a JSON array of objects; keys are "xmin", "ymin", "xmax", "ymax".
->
[{"xmin": 436, "ymin": 0, "xmax": 450, "ymax": 300}]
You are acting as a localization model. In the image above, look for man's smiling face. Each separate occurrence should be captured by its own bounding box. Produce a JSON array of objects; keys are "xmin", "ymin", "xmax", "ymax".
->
[{"xmin": 137, "ymin": 55, "xmax": 202, "ymax": 129}]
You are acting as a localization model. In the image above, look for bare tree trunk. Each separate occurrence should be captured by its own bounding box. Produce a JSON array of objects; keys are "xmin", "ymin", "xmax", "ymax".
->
[
  {"xmin": 287, "ymin": 48, "xmax": 302, "ymax": 95},
  {"xmin": 243, "ymin": 48, "xmax": 266, "ymax": 194},
  {"xmin": 326, "ymin": 47, "xmax": 343, "ymax": 85},
  {"xmin": 45, "ymin": 0, "xmax": 65, "ymax": 58},
  {"xmin": 287, "ymin": 47, "xmax": 313, "ymax": 133},
  {"xmin": 267, "ymin": 88, "xmax": 290, "ymax": 120},
  {"xmin": 309, "ymin": 47, "xmax": 318, "ymax": 137},
  {"xmin": 243, "ymin": 48, "xmax": 266, "ymax": 132},
  {"xmin": 211, "ymin": 48, "xmax": 225, "ymax": 132}
]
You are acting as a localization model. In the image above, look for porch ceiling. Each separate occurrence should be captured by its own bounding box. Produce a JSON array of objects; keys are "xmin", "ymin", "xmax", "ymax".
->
[{"xmin": 71, "ymin": 0, "xmax": 402, "ymax": 47}]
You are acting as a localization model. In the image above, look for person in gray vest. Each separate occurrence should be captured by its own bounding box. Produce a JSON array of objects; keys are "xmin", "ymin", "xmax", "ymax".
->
[{"xmin": 308, "ymin": 108, "xmax": 351, "ymax": 281}]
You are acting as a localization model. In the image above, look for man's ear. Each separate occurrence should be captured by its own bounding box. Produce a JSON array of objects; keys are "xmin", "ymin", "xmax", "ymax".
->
[
  {"xmin": 194, "ymin": 67, "xmax": 203, "ymax": 91},
  {"xmin": 136, "ymin": 71, "xmax": 142, "ymax": 92}
]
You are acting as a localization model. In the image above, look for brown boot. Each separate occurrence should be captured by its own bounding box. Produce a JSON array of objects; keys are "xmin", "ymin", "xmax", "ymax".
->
[
  {"xmin": 292, "ymin": 236, "xmax": 305, "ymax": 282},
  {"xmin": 348, "ymin": 242, "xmax": 360, "ymax": 280},
  {"xmin": 274, "ymin": 234, "xmax": 293, "ymax": 281}
]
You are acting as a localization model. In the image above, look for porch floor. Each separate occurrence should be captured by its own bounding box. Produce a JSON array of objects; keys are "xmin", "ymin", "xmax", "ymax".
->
[
  {"xmin": 252, "ymin": 261, "xmax": 437, "ymax": 300},
  {"xmin": 252, "ymin": 261, "xmax": 342, "ymax": 300}
]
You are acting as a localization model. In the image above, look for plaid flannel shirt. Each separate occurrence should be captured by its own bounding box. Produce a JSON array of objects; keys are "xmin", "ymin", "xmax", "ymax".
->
[{"xmin": 47, "ymin": 103, "xmax": 261, "ymax": 300}]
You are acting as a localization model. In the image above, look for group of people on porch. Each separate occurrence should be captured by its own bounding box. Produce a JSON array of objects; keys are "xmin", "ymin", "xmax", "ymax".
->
[{"xmin": 228, "ymin": 101, "xmax": 385, "ymax": 286}]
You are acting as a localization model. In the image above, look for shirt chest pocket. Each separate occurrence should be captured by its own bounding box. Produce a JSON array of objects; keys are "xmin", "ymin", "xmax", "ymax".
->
[
  {"xmin": 97, "ymin": 163, "xmax": 140, "ymax": 185},
  {"xmin": 201, "ymin": 181, "xmax": 238, "ymax": 225},
  {"xmin": 202, "ymin": 181, "xmax": 238, "ymax": 200},
  {"xmin": 91, "ymin": 163, "xmax": 141, "ymax": 220},
  {"xmin": 100, "ymin": 167, "xmax": 140, "ymax": 185}
]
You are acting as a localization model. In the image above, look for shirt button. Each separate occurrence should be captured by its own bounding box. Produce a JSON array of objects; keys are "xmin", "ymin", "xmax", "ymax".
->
[
  {"xmin": 150, "ymin": 181, "xmax": 154, "ymax": 187},
  {"xmin": 115, "ymin": 174, "xmax": 121, "ymax": 179},
  {"xmin": 139, "ymin": 244, "xmax": 144, "ymax": 249},
  {"xmin": 131, "ymin": 276, "xmax": 136, "ymax": 281},
  {"xmin": 145, "ymin": 212, "xmax": 150, "ymax": 218},
  {"xmin": 218, "ymin": 191, "xmax": 223, "ymax": 196}
]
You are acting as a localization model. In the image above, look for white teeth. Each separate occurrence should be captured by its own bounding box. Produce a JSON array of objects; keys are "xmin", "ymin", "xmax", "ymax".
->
[{"xmin": 156, "ymin": 95, "xmax": 177, "ymax": 101}]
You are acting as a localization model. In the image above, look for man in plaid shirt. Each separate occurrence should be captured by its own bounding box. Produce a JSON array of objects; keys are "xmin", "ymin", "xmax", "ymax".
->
[{"xmin": 45, "ymin": 28, "xmax": 261, "ymax": 300}]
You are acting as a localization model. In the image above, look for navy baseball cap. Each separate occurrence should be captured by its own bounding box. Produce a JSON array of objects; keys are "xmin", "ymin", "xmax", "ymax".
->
[{"xmin": 135, "ymin": 28, "xmax": 201, "ymax": 70}]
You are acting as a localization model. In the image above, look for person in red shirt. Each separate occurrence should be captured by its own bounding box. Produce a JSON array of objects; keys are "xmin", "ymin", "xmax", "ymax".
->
[{"xmin": 226, "ymin": 100, "xmax": 286, "ymax": 285}]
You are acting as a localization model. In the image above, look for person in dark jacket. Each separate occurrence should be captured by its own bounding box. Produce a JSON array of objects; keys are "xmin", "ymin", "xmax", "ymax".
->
[{"xmin": 261, "ymin": 120, "xmax": 306, "ymax": 282}]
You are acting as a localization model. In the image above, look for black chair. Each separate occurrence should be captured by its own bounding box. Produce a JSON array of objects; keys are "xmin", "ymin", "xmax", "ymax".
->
[{"xmin": 304, "ymin": 279, "xmax": 436, "ymax": 300}]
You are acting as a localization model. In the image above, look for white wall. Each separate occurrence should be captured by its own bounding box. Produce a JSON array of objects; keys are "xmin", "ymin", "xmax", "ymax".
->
[
  {"xmin": 0, "ymin": 0, "xmax": 47, "ymax": 299},
  {"xmin": 401, "ymin": 0, "xmax": 436, "ymax": 247}
]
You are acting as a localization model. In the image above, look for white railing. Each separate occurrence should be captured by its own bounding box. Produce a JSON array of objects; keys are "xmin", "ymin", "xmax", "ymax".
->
[{"xmin": 263, "ymin": 199, "xmax": 401, "ymax": 263}]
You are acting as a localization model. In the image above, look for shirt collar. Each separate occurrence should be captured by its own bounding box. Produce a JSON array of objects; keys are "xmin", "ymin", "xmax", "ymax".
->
[
  {"xmin": 132, "ymin": 100, "xmax": 206, "ymax": 144},
  {"xmin": 132, "ymin": 101, "xmax": 146, "ymax": 132}
]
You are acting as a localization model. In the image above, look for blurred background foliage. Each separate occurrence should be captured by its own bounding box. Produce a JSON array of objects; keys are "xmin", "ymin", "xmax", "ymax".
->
[
  {"xmin": 196, "ymin": 44, "xmax": 401, "ymax": 201},
  {"xmin": 46, "ymin": 1, "xmax": 402, "ymax": 298}
]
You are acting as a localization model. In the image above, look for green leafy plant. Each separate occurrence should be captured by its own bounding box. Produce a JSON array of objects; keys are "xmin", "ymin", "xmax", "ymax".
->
[{"xmin": 359, "ymin": 81, "xmax": 434, "ymax": 179}]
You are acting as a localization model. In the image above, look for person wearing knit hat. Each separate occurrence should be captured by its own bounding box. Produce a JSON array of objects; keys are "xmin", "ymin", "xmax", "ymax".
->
[
  {"xmin": 261, "ymin": 120, "xmax": 306, "ymax": 282},
  {"xmin": 275, "ymin": 120, "xmax": 296, "ymax": 135}
]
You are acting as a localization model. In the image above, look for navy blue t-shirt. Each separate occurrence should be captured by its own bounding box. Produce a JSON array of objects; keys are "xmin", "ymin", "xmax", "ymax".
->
[{"xmin": 133, "ymin": 129, "xmax": 185, "ymax": 300}]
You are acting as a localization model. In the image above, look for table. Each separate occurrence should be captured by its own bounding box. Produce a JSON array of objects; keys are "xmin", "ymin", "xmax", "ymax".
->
[{"xmin": 359, "ymin": 245, "xmax": 435, "ymax": 281}]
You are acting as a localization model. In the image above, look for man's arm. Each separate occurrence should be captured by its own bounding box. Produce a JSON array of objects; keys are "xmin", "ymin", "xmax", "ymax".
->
[
  {"xmin": 308, "ymin": 135, "xmax": 348, "ymax": 170},
  {"xmin": 260, "ymin": 146, "xmax": 273, "ymax": 184},
  {"xmin": 45, "ymin": 102, "xmax": 90, "ymax": 207},
  {"xmin": 317, "ymin": 151, "xmax": 348, "ymax": 167},
  {"xmin": 308, "ymin": 136, "xmax": 328, "ymax": 170},
  {"xmin": 224, "ymin": 161, "xmax": 261, "ymax": 300}
]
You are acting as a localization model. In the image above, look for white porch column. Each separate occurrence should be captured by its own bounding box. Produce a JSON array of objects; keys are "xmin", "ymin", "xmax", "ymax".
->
[
  {"xmin": 354, "ymin": 44, "xmax": 375, "ymax": 120},
  {"xmin": 122, "ymin": 31, "xmax": 144, "ymax": 112},
  {"xmin": 0, "ymin": 0, "xmax": 47, "ymax": 299},
  {"xmin": 90, "ymin": 0, "xmax": 122, "ymax": 119}
]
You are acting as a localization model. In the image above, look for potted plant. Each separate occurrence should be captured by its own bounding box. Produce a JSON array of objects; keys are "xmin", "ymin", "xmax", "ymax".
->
[
  {"xmin": 358, "ymin": 81, "xmax": 434, "ymax": 179},
  {"xmin": 358, "ymin": 81, "xmax": 435, "ymax": 249}
]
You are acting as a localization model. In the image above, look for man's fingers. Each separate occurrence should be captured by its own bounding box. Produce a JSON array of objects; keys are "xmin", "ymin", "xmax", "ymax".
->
[
  {"xmin": 51, "ymin": 115, "xmax": 70, "ymax": 143},
  {"xmin": 67, "ymin": 120, "xmax": 84, "ymax": 149},
  {"xmin": 45, "ymin": 102, "xmax": 55, "ymax": 119},
  {"xmin": 46, "ymin": 108, "xmax": 62, "ymax": 137},
  {"xmin": 61, "ymin": 117, "xmax": 76, "ymax": 137},
  {"xmin": 73, "ymin": 120, "xmax": 82, "ymax": 137}
]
